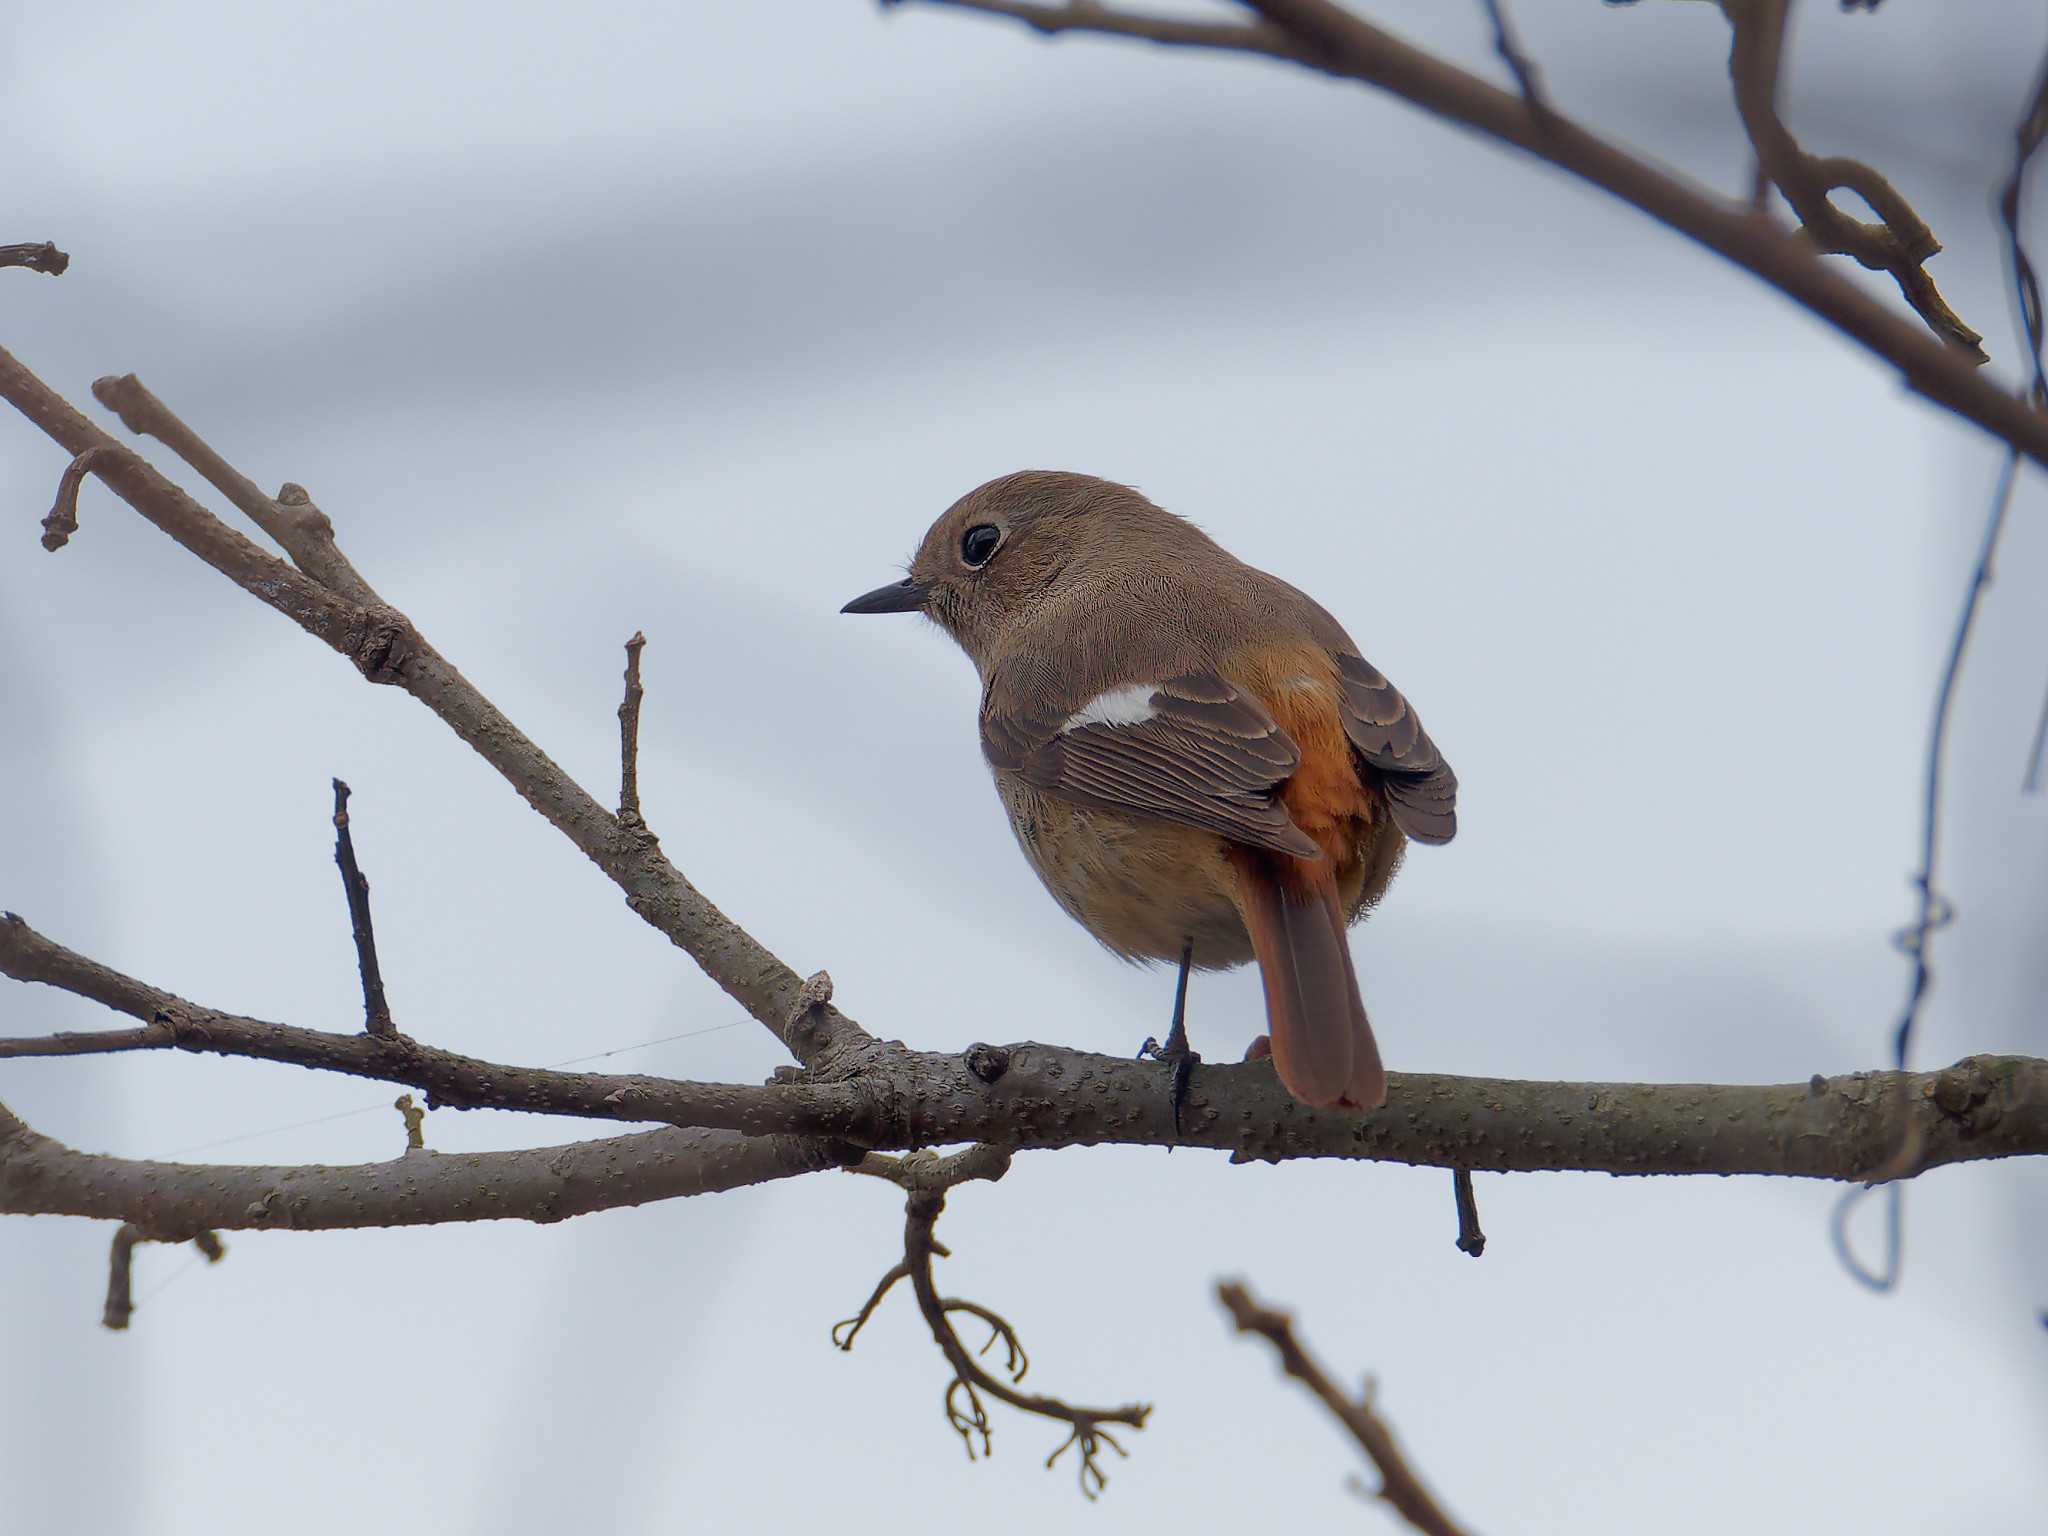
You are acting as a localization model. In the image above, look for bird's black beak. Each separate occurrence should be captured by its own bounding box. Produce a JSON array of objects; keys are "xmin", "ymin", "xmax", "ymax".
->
[{"xmin": 840, "ymin": 577, "xmax": 929, "ymax": 615}]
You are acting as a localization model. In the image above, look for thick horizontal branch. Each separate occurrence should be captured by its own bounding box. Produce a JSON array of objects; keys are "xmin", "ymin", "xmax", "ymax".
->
[
  {"xmin": 7, "ymin": 912, "xmax": 2042, "ymax": 1187},
  {"xmin": 907, "ymin": 0, "xmax": 2048, "ymax": 471},
  {"xmin": 0, "ymin": 1099, "xmax": 854, "ymax": 1231}
]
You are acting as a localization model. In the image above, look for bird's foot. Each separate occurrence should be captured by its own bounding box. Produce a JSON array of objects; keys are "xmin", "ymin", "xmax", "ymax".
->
[{"xmin": 1136, "ymin": 1032, "xmax": 1203, "ymax": 1138}]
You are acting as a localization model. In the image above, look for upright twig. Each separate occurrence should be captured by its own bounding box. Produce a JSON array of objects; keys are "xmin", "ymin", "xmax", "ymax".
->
[
  {"xmin": 1476, "ymin": 0, "xmax": 1548, "ymax": 121},
  {"xmin": 618, "ymin": 630, "xmax": 648, "ymax": 824},
  {"xmin": 1218, "ymin": 1281, "xmax": 1473, "ymax": 1536},
  {"xmin": 393, "ymin": 1093, "xmax": 427, "ymax": 1152},
  {"xmin": 331, "ymin": 780, "xmax": 395, "ymax": 1038}
]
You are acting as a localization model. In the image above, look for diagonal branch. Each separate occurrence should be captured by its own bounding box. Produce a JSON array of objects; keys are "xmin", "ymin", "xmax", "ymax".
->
[
  {"xmin": 1220, "ymin": 1280, "xmax": 1471, "ymax": 1536},
  {"xmin": 899, "ymin": 0, "xmax": 2048, "ymax": 469},
  {"xmin": 0, "ymin": 345, "xmax": 873, "ymax": 1069}
]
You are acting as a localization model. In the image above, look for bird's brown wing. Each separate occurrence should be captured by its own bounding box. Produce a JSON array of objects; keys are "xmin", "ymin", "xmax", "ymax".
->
[
  {"xmin": 981, "ymin": 671, "xmax": 1322, "ymax": 859},
  {"xmin": 1330, "ymin": 650, "xmax": 1458, "ymax": 845}
]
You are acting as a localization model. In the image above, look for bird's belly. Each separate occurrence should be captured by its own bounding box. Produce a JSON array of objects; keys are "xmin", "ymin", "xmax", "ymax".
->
[{"xmin": 994, "ymin": 774, "xmax": 1256, "ymax": 967}]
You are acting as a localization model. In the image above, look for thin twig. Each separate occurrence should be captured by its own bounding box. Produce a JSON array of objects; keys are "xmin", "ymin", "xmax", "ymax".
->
[
  {"xmin": 1451, "ymin": 1167, "xmax": 1485, "ymax": 1258},
  {"xmin": 0, "ymin": 242, "xmax": 69, "ymax": 276},
  {"xmin": 331, "ymin": 780, "xmax": 395, "ymax": 1038},
  {"xmin": 1833, "ymin": 39, "xmax": 2048, "ymax": 1289},
  {"xmin": 1720, "ymin": 0, "xmax": 1982, "ymax": 357},
  {"xmin": 1476, "ymin": 0, "xmax": 1548, "ymax": 119},
  {"xmin": 1219, "ymin": 1280, "xmax": 1472, "ymax": 1536},
  {"xmin": 836, "ymin": 1147, "xmax": 1150, "ymax": 1499},
  {"xmin": 39, "ymin": 445, "xmax": 115, "ymax": 551},
  {"xmin": 2003, "ymin": 51, "xmax": 2048, "ymax": 793},
  {"xmin": 618, "ymin": 630, "xmax": 648, "ymax": 823},
  {"xmin": 91, "ymin": 374, "xmax": 378, "ymax": 602}
]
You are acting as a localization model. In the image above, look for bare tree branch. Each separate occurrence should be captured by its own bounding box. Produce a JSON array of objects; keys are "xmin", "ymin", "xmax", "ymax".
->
[
  {"xmin": 330, "ymin": 780, "xmax": 396, "ymax": 1038},
  {"xmin": 0, "ymin": 913, "xmax": 877, "ymax": 1140},
  {"xmin": 1721, "ymin": 0, "xmax": 1983, "ymax": 359},
  {"xmin": 0, "ymin": 242, "xmax": 69, "ymax": 276},
  {"xmin": 1219, "ymin": 1279, "xmax": 1471, "ymax": 1536},
  {"xmin": 897, "ymin": 0, "xmax": 2048, "ymax": 469},
  {"xmin": 0, "ymin": 345, "xmax": 872, "ymax": 1068},
  {"xmin": 6, "ymin": 911, "xmax": 2044, "ymax": 1187},
  {"xmin": 0, "ymin": 1095, "xmax": 856, "ymax": 1231},
  {"xmin": 837, "ymin": 1145, "xmax": 1150, "ymax": 1498}
]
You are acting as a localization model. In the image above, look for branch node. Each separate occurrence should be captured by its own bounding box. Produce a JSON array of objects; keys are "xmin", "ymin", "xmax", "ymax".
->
[
  {"xmin": 348, "ymin": 605, "xmax": 415, "ymax": 685},
  {"xmin": 964, "ymin": 1041, "xmax": 1011, "ymax": 1083},
  {"xmin": 785, "ymin": 969, "xmax": 836, "ymax": 1050}
]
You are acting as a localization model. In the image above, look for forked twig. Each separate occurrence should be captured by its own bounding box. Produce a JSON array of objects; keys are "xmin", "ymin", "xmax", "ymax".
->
[{"xmin": 834, "ymin": 1147, "xmax": 1150, "ymax": 1499}]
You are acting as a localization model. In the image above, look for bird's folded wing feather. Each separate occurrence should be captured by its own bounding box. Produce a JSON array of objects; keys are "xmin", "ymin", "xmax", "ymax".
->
[
  {"xmin": 981, "ymin": 671, "xmax": 1321, "ymax": 859},
  {"xmin": 1331, "ymin": 650, "xmax": 1458, "ymax": 845}
]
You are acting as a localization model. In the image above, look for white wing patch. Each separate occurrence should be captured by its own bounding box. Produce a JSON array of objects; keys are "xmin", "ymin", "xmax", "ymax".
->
[{"xmin": 1061, "ymin": 683, "xmax": 1158, "ymax": 733}]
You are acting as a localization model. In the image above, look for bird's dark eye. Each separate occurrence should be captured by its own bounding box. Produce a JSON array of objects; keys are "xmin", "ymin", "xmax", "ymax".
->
[{"xmin": 960, "ymin": 524, "xmax": 1001, "ymax": 568}]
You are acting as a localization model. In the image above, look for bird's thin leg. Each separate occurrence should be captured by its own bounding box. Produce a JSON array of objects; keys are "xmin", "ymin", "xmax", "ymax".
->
[{"xmin": 1137, "ymin": 937, "xmax": 1201, "ymax": 1136}]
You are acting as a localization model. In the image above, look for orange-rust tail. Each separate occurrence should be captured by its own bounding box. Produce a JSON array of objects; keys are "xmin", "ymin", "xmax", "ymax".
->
[{"xmin": 1230, "ymin": 851, "xmax": 1386, "ymax": 1110}]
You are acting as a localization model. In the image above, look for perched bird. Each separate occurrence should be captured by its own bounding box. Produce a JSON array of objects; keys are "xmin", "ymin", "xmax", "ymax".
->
[{"xmin": 842, "ymin": 471, "xmax": 1455, "ymax": 1113}]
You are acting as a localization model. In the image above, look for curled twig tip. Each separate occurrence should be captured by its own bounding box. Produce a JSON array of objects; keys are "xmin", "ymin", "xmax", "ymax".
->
[{"xmin": 41, "ymin": 445, "xmax": 115, "ymax": 552}]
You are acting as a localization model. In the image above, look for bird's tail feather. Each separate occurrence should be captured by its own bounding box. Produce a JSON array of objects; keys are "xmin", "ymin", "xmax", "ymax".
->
[{"xmin": 1230, "ymin": 851, "xmax": 1386, "ymax": 1110}]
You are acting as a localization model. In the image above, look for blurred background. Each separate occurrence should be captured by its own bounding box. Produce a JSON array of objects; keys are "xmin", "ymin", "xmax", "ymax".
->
[{"xmin": 3, "ymin": 2, "xmax": 2044, "ymax": 1530}]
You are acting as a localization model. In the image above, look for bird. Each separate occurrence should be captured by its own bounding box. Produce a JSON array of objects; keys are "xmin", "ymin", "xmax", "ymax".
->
[{"xmin": 841, "ymin": 471, "xmax": 1455, "ymax": 1114}]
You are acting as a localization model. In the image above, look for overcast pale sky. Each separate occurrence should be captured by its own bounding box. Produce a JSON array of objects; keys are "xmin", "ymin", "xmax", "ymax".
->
[{"xmin": 4, "ymin": 3, "xmax": 2045, "ymax": 1532}]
